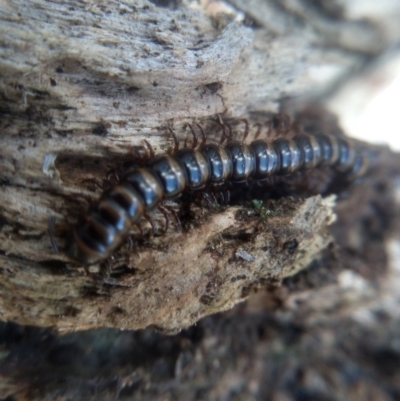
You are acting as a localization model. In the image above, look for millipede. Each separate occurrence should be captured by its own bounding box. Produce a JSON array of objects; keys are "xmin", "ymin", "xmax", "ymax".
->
[{"xmin": 63, "ymin": 115, "xmax": 368, "ymax": 265}]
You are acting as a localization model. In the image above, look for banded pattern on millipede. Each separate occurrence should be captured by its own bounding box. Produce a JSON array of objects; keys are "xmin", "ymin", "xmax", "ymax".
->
[{"xmin": 66, "ymin": 118, "xmax": 368, "ymax": 265}]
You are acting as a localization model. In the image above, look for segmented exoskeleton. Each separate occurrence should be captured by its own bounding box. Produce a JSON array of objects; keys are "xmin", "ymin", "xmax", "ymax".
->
[{"xmin": 66, "ymin": 117, "xmax": 368, "ymax": 265}]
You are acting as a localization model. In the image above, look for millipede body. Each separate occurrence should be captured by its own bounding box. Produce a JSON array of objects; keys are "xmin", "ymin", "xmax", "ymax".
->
[{"xmin": 66, "ymin": 121, "xmax": 368, "ymax": 265}]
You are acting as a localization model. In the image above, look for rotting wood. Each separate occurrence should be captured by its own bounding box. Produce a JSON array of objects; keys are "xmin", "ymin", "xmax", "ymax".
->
[
  {"xmin": 1, "ymin": 0, "xmax": 400, "ymax": 334},
  {"xmin": 0, "ymin": 196, "xmax": 335, "ymax": 331}
]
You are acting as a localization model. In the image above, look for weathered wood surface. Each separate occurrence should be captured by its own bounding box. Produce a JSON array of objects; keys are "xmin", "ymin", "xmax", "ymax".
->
[
  {"xmin": 1, "ymin": 0, "xmax": 400, "ymax": 400},
  {"xmin": 0, "ymin": 195, "xmax": 336, "ymax": 331},
  {"xmin": 0, "ymin": 0, "xmax": 400, "ymax": 333},
  {"xmin": 0, "ymin": 145, "xmax": 399, "ymax": 401}
]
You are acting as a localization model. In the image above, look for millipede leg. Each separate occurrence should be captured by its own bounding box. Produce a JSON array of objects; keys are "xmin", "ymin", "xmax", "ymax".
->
[
  {"xmin": 158, "ymin": 205, "xmax": 170, "ymax": 232},
  {"xmin": 133, "ymin": 146, "xmax": 152, "ymax": 166},
  {"xmin": 135, "ymin": 223, "xmax": 145, "ymax": 239},
  {"xmin": 168, "ymin": 127, "xmax": 180, "ymax": 154},
  {"xmin": 226, "ymin": 123, "xmax": 233, "ymax": 142},
  {"xmin": 105, "ymin": 169, "xmax": 120, "ymax": 185},
  {"xmin": 210, "ymin": 192, "xmax": 218, "ymax": 205},
  {"xmin": 218, "ymin": 190, "xmax": 230, "ymax": 205},
  {"xmin": 144, "ymin": 213, "xmax": 157, "ymax": 236},
  {"xmin": 187, "ymin": 124, "xmax": 199, "ymax": 149},
  {"xmin": 255, "ymin": 177, "xmax": 270, "ymax": 187},
  {"xmin": 254, "ymin": 123, "xmax": 262, "ymax": 140},
  {"xmin": 217, "ymin": 115, "xmax": 234, "ymax": 143},
  {"xmin": 218, "ymin": 120, "xmax": 227, "ymax": 145},
  {"xmin": 265, "ymin": 120, "xmax": 275, "ymax": 140},
  {"xmin": 225, "ymin": 189, "xmax": 231, "ymax": 204},
  {"xmin": 125, "ymin": 235, "xmax": 141, "ymax": 263},
  {"xmin": 127, "ymin": 235, "xmax": 134, "ymax": 251},
  {"xmin": 202, "ymin": 192, "xmax": 214, "ymax": 208},
  {"xmin": 144, "ymin": 140, "xmax": 155, "ymax": 159},
  {"xmin": 240, "ymin": 119, "xmax": 250, "ymax": 142},
  {"xmin": 163, "ymin": 204, "xmax": 182, "ymax": 232},
  {"xmin": 196, "ymin": 123, "xmax": 207, "ymax": 147}
]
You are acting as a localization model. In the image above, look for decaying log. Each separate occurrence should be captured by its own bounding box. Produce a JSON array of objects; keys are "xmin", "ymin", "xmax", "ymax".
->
[
  {"xmin": 4, "ymin": 0, "xmax": 399, "ymax": 331},
  {"xmin": 0, "ymin": 195, "xmax": 335, "ymax": 331},
  {"xmin": 1, "ymin": 0, "xmax": 400, "ymax": 399},
  {"xmin": 0, "ymin": 145, "xmax": 399, "ymax": 401}
]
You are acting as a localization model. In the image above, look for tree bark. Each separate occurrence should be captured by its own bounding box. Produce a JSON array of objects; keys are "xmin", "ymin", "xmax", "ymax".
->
[{"xmin": 1, "ymin": 0, "xmax": 400, "ymax": 399}]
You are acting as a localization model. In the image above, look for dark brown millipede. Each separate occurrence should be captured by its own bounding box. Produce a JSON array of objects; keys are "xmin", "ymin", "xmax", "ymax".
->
[{"xmin": 64, "ymin": 116, "xmax": 368, "ymax": 265}]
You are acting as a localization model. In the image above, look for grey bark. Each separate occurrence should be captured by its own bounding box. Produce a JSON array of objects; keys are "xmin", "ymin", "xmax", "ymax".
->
[
  {"xmin": 1, "ymin": 0, "xmax": 400, "ymax": 399},
  {"xmin": 0, "ymin": 0, "xmax": 399, "ymax": 329}
]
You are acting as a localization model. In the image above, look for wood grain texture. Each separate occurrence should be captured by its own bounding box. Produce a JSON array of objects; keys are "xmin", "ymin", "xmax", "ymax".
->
[
  {"xmin": 0, "ymin": 196, "xmax": 335, "ymax": 331},
  {"xmin": 1, "ymin": 0, "xmax": 400, "ymax": 333}
]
